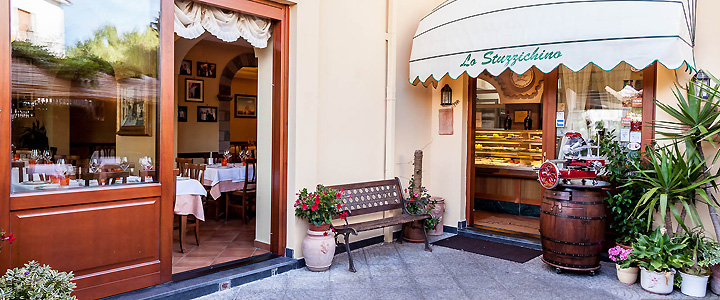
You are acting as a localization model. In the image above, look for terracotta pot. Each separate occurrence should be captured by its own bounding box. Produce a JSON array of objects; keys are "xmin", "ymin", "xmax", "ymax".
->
[
  {"xmin": 402, "ymin": 220, "xmax": 426, "ymax": 242},
  {"xmin": 640, "ymin": 267, "xmax": 675, "ymax": 295},
  {"xmin": 711, "ymin": 264, "xmax": 720, "ymax": 295},
  {"xmin": 616, "ymin": 265, "xmax": 639, "ymax": 285},
  {"xmin": 301, "ymin": 223, "xmax": 335, "ymax": 272},
  {"xmin": 679, "ymin": 271, "xmax": 710, "ymax": 298},
  {"xmin": 427, "ymin": 197, "xmax": 445, "ymax": 236}
]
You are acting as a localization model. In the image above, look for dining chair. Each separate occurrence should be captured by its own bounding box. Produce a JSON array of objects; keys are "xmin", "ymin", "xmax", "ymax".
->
[
  {"xmin": 175, "ymin": 158, "xmax": 192, "ymax": 175},
  {"xmin": 227, "ymin": 159, "xmax": 257, "ymax": 223},
  {"xmin": 82, "ymin": 171, "xmax": 129, "ymax": 186},
  {"xmin": 177, "ymin": 163, "xmax": 204, "ymax": 251},
  {"xmin": 11, "ymin": 161, "xmax": 24, "ymax": 183},
  {"xmin": 139, "ymin": 170, "xmax": 157, "ymax": 182}
]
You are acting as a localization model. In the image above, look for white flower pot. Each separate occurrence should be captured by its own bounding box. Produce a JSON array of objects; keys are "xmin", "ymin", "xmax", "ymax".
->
[
  {"xmin": 640, "ymin": 267, "xmax": 675, "ymax": 295},
  {"xmin": 616, "ymin": 264, "xmax": 639, "ymax": 285},
  {"xmin": 680, "ymin": 271, "xmax": 710, "ymax": 298},
  {"xmin": 301, "ymin": 224, "xmax": 335, "ymax": 272}
]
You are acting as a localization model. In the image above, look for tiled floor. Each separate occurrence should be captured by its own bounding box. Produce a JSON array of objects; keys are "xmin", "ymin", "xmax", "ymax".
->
[
  {"xmin": 473, "ymin": 210, "xmax": 540, "ymax": 237},
  {"xmin": 172, "ymin": 217, "xmax": 269, "ymax": 274}
]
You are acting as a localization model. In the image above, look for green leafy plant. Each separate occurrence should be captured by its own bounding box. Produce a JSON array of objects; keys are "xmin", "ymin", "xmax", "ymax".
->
[
  {"xmin": 0, "ymin": 261, "xmax": 77, "ymax": 300},
  {"xmin": 405, "ymin": 172, "xmax": 440, "ymax": 231},
  {"xmin": 17, "ymin": 120, "xmax": 49, "ymax": 151},
  {"xmin": 673, "ymin": 228, "xmax": 715, "ymax": 276},
  {"xmin": 628, "ymin": 143, "xmax": 719, "ymax": 237},
  {"xmin": 704, "ymin": 240, "xmax": 720, "ymax": 266},
  {"xmin": 599, "ymin": 129, "xmax": 650, "ymax": 244},
  {"xmin": 294, "ymin": 185, "xmax": 344, "ymax": 227},
  {"xmin": 632, "ymin": 228, "xmax": 691, "ymax": 273},
  {"xmin": 651, "ymin": 72, "xmax": 720, "ymax": 240}
]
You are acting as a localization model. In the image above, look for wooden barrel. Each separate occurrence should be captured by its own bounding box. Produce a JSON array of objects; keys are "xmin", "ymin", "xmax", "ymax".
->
[{"xmin": 540, "ymin": 187, "xmax": 607, "ymax": 271}]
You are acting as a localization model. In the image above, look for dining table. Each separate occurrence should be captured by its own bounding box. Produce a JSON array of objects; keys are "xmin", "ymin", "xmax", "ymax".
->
[
  {"xmin": 203, "ymin": 163, "xmax": 255, "ymax": 199},
  {"xmin": 174, "ymin": 176, "xmax": 208, "ymax": 221}
]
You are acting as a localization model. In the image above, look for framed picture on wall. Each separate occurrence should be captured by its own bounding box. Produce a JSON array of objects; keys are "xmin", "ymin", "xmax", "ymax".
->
[
  {"xmin": 180, "ymin": 59, "xmax": 192, "ymax": 75},
  {"xmin": 117, "ymin": 85, "xmax": 152, "ymax": 136},
  {"xmin": 185, "ymin": 78, "xmax": 204, "ymax": 102},
  {"xmin": 178, "ymin": 106, "xmax": 188, "ymax": 122},
  {"xmin": 197, "ymin": 106, "xmax": 218, "ymax": 122},
  {"xmin": 197, "ymin": 62, "xmax": 216, "ymax": 78},
  {"xmin": 234, "ymin": 94, "xmax": 257, "ymax": 118}
]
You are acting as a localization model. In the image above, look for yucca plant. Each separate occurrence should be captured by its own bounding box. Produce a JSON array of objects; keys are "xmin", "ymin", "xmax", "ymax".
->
[
  {"xmin": 630, "ymin": 144, "xmax": 719, "ymax": 237},
  {"xmin": 650, "ymin": 72, "xmax": 720, "ymax": 239}
]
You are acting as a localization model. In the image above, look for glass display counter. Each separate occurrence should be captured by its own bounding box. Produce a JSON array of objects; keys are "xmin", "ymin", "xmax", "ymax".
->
[{"xmin": 475, "ymin": 129, "xmax": 543, "ymax": 169}]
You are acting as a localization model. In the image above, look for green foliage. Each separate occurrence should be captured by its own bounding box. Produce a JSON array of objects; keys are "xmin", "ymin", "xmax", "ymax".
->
[
  {"xmin": 598, "ymin": 129, "xmax": 650, "ymax": 243},
  {"xmin": 632, "ymin": 228, "xmax": 691, "ymax": 273},
  {"xmin": 294, "ymin": 185, "xmax": 344, "ymax": 227},
  {"xmin": 673, "ymin": 228, "xmax": 716, "ymax": 276},
  {"xmin": 704, "ymin": 240, "xmax": 720, "ymax": 266},
  {"xmin": 67, "ymin": 25, "xmax": 159, "ymax": 79},
  {"xmin": 11, "ymin": 41, "xmax": 114, "ymax": 82},
  {"xmin": 628, "ymin": 143, "xmax": 720, "ymax": 234},
  {"xmin": 405, "ymin": 170, "xmax": 440, "ymax": 231},
  {"xmin": 0, "ymin": 261, "xmax": 77, "ymax": 300}
]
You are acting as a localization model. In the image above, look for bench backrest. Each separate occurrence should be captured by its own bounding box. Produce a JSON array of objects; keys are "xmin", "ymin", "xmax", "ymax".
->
[{"xmin": 327, "ymin": 177, "xmax": 405, "ymax": 217}]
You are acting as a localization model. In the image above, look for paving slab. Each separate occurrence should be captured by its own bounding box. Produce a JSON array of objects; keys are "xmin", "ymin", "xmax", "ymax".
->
[{"xmin": 195, "ymin": 233, "xmax": 720, "ymax": 300}]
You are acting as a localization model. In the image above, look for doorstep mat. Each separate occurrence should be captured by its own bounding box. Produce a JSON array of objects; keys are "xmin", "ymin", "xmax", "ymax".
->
[{"xmin": 432, "ymin": 235, "xmax": 541, "ymax": 263}]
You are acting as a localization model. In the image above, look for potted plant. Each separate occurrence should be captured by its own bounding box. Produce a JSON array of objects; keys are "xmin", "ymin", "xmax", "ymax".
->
[
  {"xmin": 633, "ymin": 228, "xmax": 690, "ymax": 294},
  {"xmin": 0, "ymin": 261, "xmax": 77, "ymax": 299},
  {"xmin": 294, "ymin": 185, "xmax": 345, "ymax": 271},
  {"xmin": 598, "ymin": 129, "xmax": 650, "ymax": 247},
  {"xmin": 608, "ymin": 245, "xmax": 638, "ymax": 284},
  {"xmin": 706, "ymin": 241, "xmax": 720, "ymax": 295},
  {"xmin": 402, "ymin": 175, "xmax": 440, "ymax": 242},
  {"xmin": 674, "ymin": 230, "xmax": 714, "ymax": 297}
]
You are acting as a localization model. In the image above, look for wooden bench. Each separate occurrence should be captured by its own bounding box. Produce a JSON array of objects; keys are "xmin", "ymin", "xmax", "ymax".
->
[{"xmin": 327, "ymin": 177, "xmax": 432, "ymax": 272}]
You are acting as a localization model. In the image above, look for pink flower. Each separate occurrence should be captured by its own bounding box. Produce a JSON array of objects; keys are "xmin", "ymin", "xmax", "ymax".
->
[
  {"xmin": 414, "ymin": 193, "xmax": 419, "ymax": 198},
  {"xmin": 301, "ymin": 203, "xmax": 307, "ymax": 210},
  {"xmin": 311, "ymin": 204, "xmax": 318, "ymax": 211}
]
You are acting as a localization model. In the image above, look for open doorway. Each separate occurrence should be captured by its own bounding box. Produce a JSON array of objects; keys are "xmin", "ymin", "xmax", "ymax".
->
[{"xmin": 171, "ymin": 32, "xmax": 272, "ymax": 276}]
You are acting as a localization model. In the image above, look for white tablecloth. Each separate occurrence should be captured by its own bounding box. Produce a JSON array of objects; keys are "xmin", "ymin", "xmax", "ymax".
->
[
  {"xmin": 204, "ymin": 164, "xmax": 254, "ymax": 199},
  {"xmin": 175, "ymin": 177, "xmax": 207, "ymax": 221}
]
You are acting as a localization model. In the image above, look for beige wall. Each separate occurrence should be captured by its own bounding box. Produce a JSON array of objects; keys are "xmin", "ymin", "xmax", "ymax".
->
[{"xmin": 230, "ymin": 77, "xmax": 257, "ymax": 142}]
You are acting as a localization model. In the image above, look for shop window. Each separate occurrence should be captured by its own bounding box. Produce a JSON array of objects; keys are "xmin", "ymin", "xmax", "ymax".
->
[
  {"xmin": 10, "ymin": 0, "xmax": 160, "ymax": 193},
  {"xmin": 556, "ymin": 63, "xmax": 643, "ymax": 158}
]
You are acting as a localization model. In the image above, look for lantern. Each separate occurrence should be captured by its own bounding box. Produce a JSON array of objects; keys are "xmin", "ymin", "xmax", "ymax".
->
[
  {"xmin": 693, "ymin": 69, "xmax": 711, "ymax": 100},
  {"xmin": 440, "ymin": 84, "xmax": 452, "ymax": 106}
]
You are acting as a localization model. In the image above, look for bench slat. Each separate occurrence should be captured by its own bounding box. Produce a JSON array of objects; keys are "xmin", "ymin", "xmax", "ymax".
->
[
  {"xmin": 327, "ymin": 178, "xmax": 405, "ymax": 217},
  {"xmin": 334, "ymin": 214, "xmax": 429, "ymax": 233}
]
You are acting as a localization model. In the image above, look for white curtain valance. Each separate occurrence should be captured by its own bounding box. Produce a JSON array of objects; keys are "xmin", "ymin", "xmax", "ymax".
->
[{"xmin": 174, "ymin": 0, "xmax": 272, "ymax": 48}]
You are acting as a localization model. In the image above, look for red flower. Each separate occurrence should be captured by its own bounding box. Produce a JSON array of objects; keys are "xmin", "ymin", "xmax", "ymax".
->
[
  {"xmin": 295, "ymin": 199, "xmax": 300, "ymax": 205},
  {"xmin": 340, "ymin": 214, "xmax": 346, "ymax": 220},
  {"xmin": 323, "ymin": 232, "xmax": 328, "ymax": 236},
  {"xmin": 315, "ymin": 198, "xmax": 320, "ymax": 205},
  {"xmin": 6, "ymin": 233, "xmax": 14, "ymax": 244},
  {"xmin": 311, "ymin": 204, "xmax": 318, "ymax": 211},
  {"xmin": 336, "ymin": 193, "xmax": 341, "ymax": 199},
  {"xmin": 336, "ymin": 203, "xmax": 342, "ymax": 209},
  {"xmin": 301, "ymin": 203, "xmax": 307, "ymax": 210}
]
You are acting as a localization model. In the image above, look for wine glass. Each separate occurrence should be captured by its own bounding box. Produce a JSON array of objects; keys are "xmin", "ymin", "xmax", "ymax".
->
[
  {"xmin": 120, "ymin": 157, "xmax": 129, "ymax": 171},
  {"xmin": 43, "ymin": 150, "xmax": 52, "ymax": 163},
  {"xmin": 90, "ymin": 158, "xmax": 99, "ymax": 173}
]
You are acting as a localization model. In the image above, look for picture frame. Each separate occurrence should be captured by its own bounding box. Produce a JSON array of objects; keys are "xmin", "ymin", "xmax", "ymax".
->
[
  {"xmin": 197, "ymin": 106, "xmax": 218, "ymax": 122},
  {"xmin": 196, "ymin": 62, "xmax": 216, "ymax": 78},
  {"xmin": 16, "ymin": 92, "xmax": 34, "ymax": 111},
  {"xmin": 178, "ymin": 106, "xmax": 188, "ymax": 122},
  {"xmin": 234, "ymin": 94, "xmax": 257, "ymax": 118},
  {"xmin": 117, "ymin": 84, "xmax": 152, "ymax": 136},
  {"xmin": 180, "ymin": 59, "xmax": 192, "ymax": 76},
  {"xmin": 185, "ymin": 78, "xmax": 204, "ymax": 102}
]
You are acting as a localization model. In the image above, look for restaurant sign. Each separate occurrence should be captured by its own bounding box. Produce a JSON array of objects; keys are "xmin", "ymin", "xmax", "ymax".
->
[{"xmin": 460, "ymin": 47, "xmax": 563, "ymax": 69}]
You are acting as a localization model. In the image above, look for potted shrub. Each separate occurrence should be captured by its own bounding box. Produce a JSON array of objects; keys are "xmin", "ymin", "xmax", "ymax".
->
[
  {"xmin": 608, "ymin": 245, "xmax": 638, "ymax": 285},
  {"xmin": 402, "ymin": 175, "xmax": 440, "ymax": 242},
  {"xmin": 633, "ymin": 228, "xmax": 690, "ymax": 294},
  {"xmin": 294, "ymin": 185, "xmax": 345, "ymax": 271},
  {"xmin": 706, "ymin": 241, "xmax": 720, "ymax": 295},
  {"xmin": 674, "ymin": 230, "xmax": 714, "ymax": 297},
  {"xmin": 0, "ymin": 261, "xmax": 77, "ymax": 299}
]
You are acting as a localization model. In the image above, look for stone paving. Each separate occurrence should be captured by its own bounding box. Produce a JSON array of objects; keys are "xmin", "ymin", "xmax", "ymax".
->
[{"xmin": 196, "ymin": 234, "xmax": 720, "ymax": 300}]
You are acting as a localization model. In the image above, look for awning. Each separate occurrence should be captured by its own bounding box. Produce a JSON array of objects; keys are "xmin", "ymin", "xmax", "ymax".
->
[{"xmin": 409, "ymin": 0, "xmax": 695, "ymax": 84}]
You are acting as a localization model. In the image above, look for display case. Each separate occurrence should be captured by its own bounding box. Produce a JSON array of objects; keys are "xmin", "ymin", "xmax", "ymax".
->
[{"xmin": 475, "ymin": 129, "xmax": 543, "ymax": 169}]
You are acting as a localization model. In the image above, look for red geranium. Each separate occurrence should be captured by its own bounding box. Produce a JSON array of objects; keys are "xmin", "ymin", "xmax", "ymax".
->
[{"xmin": 294, "ymin": 185, "xmax": 346, "ymax": 226}]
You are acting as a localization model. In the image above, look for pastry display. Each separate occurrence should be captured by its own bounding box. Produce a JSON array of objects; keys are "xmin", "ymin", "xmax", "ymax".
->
[{"xmin": 475, "ymin": 130, "xmax": 542, "ymax": 169}]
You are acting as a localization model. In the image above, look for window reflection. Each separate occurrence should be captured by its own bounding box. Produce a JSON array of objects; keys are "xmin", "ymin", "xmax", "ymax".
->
[
  {"xmin": 556, "ymin": 63, "xmax": 644, "ymax": 157},
  {"xmin": 10, "ymin": 0, "xmax": 160, "ymax": 193}
]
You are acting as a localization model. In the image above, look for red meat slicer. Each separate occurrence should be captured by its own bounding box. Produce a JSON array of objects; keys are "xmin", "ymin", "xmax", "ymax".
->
[{"xmin": 537, "ymin": 132, "xmax": 607, "ymax": 189}]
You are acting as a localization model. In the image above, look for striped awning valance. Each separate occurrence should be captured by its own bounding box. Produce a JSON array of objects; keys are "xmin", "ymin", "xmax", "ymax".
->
[{"xmin": 409, "ymin": 0, "xmax": 695, "ymax": 84}]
